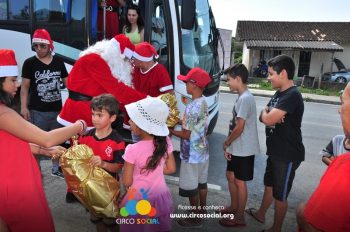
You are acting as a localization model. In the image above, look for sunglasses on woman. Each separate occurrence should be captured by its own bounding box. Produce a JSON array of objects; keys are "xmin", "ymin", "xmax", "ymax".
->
[{"xmin": 32, "ymin": 43, "xmax": 48, "ymax": 49}]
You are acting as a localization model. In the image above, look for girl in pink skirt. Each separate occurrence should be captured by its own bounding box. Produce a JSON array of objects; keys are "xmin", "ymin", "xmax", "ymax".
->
[{"xmin": 120, "ymin": 97, "xmax": 176, "ymax": 231}]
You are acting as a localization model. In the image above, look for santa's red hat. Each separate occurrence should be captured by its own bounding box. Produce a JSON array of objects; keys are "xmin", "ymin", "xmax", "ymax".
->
[
  {"xmin": 0, "ymin": 49, "xmax": 18, "ymax": 77},
  {"xmin": 133, "ymin": 42, "xmax": 159, "ymax": 62},
  {"xmin": 111, "ymin": 34, "xmax": 135, "ymax": 59},
  {"xmin": 32, "ymin": 29, "xmax": 54, "ymax": 52}
]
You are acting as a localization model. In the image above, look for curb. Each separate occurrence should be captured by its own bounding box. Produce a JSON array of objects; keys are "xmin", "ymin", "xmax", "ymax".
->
[{"xmin": 219, "ymin": 86, "xmax": 341, "ymax": 105}]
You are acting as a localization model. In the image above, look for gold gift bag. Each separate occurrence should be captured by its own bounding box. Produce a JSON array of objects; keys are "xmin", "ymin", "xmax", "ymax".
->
[
  {"xmin": 60, "ymin": 136, "xmax": 120, "ymax": 218},
  {"xmin": 158, "ymin": 93, "xmax": 181, "ymax": 127}
]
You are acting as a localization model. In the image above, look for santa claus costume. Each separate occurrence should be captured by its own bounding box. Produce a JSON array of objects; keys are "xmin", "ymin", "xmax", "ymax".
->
[{"xmin": 58, "ymin": 34, "xmax": 146, "ymax": 128}]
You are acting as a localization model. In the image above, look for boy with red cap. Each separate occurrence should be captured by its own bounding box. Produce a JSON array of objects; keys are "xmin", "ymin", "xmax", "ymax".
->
[
  {"xmin": 170, "ymin": 68, "xmax": 211, "ymax": 228},
  {"xmin": 20, "ymin": 28, "xmax": 68, "ymax": 178}
]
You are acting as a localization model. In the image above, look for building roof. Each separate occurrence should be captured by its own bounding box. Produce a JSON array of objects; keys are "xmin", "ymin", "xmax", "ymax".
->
[
  {"xmin": 246, "ymin": 40, "xmax": 344, "ymax": 51},
  {"xmin": 236, "ymin": 21, "xmax": 350, "ymax": 43}
]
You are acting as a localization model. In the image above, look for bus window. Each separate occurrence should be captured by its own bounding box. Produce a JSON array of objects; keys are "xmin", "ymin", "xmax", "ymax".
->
[
  {"xmin": 0, "ymin": 0, "xmax": 7, "ymax": 20},
  {"xmin": 70, "ymin": 0, "xmax": 86, "ymax": 49},
  {"xmin": 34, "ymin": 0, "xmax": 67, "ymax": 23},
  {"xmin": 0, "ymin": 0, "xmax": 29, "ymax": 20},
  {"xmin": 151, "ymin": 3, "xmax": 168, "ymax": 67},
  {"xmin": 32, "ymin": 0, "xmax": 86, "ymax": 55},
  {"xmin": 178, "ymin": 0, "xmax": 217, "ymax": 72}
]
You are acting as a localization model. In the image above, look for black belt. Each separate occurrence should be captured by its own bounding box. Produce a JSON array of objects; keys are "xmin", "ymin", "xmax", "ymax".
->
[
  {"xmin": 68, "ymin": 90, "xmax": 93, "ymax": 101},
  {"xmin": 98, "ymin": 6, "xmax": 118, "ymax": 12}
]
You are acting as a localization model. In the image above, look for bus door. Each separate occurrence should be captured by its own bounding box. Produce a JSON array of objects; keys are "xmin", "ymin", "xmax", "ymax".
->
[{"xmin": 134, "ymin": 0, "xmax": 174, "ymax": 82}]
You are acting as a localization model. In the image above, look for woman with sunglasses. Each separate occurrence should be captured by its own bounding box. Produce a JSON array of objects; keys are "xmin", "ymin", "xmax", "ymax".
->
[
  {"xmin": 20, "ymin": 29, "xmax": 69, "ymax": 179},
  {"xmin": 0, "ymin": 49, "xmax": 86, "ymax": 232}
]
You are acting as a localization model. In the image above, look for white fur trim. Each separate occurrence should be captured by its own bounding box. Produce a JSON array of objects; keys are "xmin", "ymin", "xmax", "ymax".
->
[
  {"xmin": 159, "ymin": 85, "xmax": 173, "ymax": 92},
  {"xmin": 132, "ymin": 52, "xmax": 153, "ymax": 62},
  {"xmin": 0, "ymin": 65, "xmax": 18, "ymax": 77},
  {"xmin": 32, "ymin": 38, "xmax": 50, "ymax": 44},
  {"xmin": 57, "ymin": 115, "xmax": 94, "ymax": 130},
  {"xmin": 123, "ymin": 123, "xmax": 131, "ymax": 130},
  {"xmin": 111, "ymin": 38, "xmax": 134, "ymax": 59},
  {"xmin": 140, "ymin": 62, "xmax": 158, "ymax": 74},
  {"xmin": 79, "ymin": 39, "xmax": 133, "ymax": 86},
  {"xmin": 124, "ymin": 48, "xmax": 133, "ymax": 59}
]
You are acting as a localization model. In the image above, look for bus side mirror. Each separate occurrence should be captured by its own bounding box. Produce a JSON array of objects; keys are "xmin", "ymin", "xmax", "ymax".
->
[{"xmin": 181, "ymin": 0, "xmax": 195, "ymax": 30}]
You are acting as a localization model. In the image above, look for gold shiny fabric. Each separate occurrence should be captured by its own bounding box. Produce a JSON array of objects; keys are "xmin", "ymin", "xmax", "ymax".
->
[
  {"xmin": 158, "ymin": 93, "xmax": 180, "ymax": 127},
  {"xmin": 60, "ymin": 136, "xmax": 120, "ymax": 218}
]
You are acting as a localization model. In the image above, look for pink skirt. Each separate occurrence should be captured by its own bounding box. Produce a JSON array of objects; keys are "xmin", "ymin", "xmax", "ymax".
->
[{"xmin": 119, "ymin": 189, "xmax": 173, "ymax": 232}]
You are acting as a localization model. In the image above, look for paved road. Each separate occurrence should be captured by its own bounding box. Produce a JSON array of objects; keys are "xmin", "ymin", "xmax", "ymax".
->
[
  {"xmin": 171, "ymin": 92, "xmax": 342, "ymax": 210},
  {"xmin": 41, "ymin": 91, "xmax": 342, "ymax": 231}
]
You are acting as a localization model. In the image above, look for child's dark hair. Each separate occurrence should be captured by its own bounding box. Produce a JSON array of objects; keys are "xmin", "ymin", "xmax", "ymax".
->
[
  {"xmin": 90, "ymin": 94, "xmax": 119, "ymax": 116},
  {"xmin": 224, "ymin": 63, "xmax": 249, "ymax": 83},
  {"xmin": 268, "ymin": 54, "xmax": 295, "ymax": 80},
  {"xmin": 0, "ymin": 78, "xmax": 14, "ymax": 106},
  {"xmin": 142, "ymin": 136, "xmax": 168, "ymax": 174},
  {"xmin": 125, "ymin": 4, "xmax": 144, "ymax": 33}
]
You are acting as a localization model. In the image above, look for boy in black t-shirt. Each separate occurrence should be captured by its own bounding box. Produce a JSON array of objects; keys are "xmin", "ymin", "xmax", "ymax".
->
[
  {"xmin": 246, "ymin": 55, "xmax": 305, "ymax": 232},
  {"xmin": 78, "ymin": 94, "xmax": 125, "ymax": 230},
  {"xmin": 20, "ymin": 29, "xmax": 68, "ymax": 178}
]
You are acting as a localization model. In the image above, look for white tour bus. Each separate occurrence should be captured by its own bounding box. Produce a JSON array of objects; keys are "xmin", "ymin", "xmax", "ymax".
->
[{"xmin": 0, "ymin": 0, "xmax": 223, "ymax": 134}]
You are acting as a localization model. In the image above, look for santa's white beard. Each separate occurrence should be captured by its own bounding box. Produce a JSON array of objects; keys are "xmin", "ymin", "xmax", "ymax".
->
[{"xmin": 79, "ymin": 39, "xmax": 133, "ymax": 86}]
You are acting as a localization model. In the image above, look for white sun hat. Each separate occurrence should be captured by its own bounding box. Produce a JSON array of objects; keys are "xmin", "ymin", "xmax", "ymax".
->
[{"xmin": 125, "ymin": 97, "xmax": 169, "ymax": 136}]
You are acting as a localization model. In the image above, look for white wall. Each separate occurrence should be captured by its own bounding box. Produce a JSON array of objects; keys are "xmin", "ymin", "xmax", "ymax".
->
[
  {"xmin": 241, "ymin": 42, "xmax": 350, "ymax": 78},
  {"xmin": 309, "ymin": 43, "xmax": 350, "ymax": 77},
  {"xmin": 309, "ymin": 52, "xmax": 333, "ymax": 77},
  {"xmin": 334, "ymin": 43, "xmax": 350, "ymax": 70},
  {"xmin": 218, "ymin": 28, "xmax": 232, "ymax": 69},
  {"xmin": 242, "ymin": 42, "xmax": 251, "ymax": 72}
]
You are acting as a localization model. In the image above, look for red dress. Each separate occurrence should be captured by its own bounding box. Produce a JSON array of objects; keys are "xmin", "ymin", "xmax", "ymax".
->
[
  {"xmin": 98, "ymin": 0, "xmax": 120, "ymax": 39},
  {"xmin": 303, "ymin": 153, "xmax": 350, "ymax": 232},
  {"xmin": 0, "ymin": 130, "xmax": 55, "ymax": 232}
]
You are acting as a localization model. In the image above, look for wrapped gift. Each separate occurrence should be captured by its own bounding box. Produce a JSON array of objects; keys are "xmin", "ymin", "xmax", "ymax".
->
[
  {"xmin": 60, "ymin": 136, "xmax": 120, "ymax": 218},
  {"xmin": 158, "ymin": 93, "xmax": 181, "ymax": 127}
]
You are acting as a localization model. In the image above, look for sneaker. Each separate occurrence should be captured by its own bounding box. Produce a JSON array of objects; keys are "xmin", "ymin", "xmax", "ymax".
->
[
  {"xmin": 65, "ymin": 192, "xmax": 78, "ymax": 203},
  {"xmin": 51, "ymin": 170, "xmax": 64, "ymax": 179}
]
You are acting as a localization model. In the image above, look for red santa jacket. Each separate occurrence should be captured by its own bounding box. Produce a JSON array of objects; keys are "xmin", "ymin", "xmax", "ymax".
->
[{"xmin": 58, "ymin": 53, "xmax": 146, "ymax": 127}]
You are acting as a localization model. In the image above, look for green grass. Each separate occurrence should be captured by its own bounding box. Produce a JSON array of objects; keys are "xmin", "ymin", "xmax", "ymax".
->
[{"xmin": 298, "ymin": 87, "xmax": 341, "ymax": 96}]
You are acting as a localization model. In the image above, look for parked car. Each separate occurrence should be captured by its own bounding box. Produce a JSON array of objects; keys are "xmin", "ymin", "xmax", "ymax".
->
[
  {"xmin": 322, "ymin": 71, "xmax": 350, "ymax": 83},
  {"xmin": 322, "ymin": 58, "xmax": 350, "ymax": 83}
]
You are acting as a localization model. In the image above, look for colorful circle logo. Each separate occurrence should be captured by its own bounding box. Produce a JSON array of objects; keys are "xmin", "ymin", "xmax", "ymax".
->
[{"xmin": 120, "ymin": 188, "xmax": 157, "ymax": 217}]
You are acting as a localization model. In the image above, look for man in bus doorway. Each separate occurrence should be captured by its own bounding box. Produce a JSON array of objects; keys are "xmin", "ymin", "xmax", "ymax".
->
[{"xmin": 20, "ymin": 29, "xmax": 68, "ymax": 179}]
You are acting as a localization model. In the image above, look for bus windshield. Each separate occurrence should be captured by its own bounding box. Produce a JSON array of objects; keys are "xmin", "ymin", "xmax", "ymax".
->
[{"xmin": 180, "ymin": 0, "xmax": 220, "ymax": 75}]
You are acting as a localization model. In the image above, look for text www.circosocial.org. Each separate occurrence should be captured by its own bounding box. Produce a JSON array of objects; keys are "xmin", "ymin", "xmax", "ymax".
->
[{"xmin": 170, "ymin": 212, "xmax": 234, "ymax": 220}]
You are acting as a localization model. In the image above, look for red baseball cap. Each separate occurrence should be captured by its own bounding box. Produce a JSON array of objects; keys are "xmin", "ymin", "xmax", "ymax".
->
[{"xmin": 177, "ymin": 68, "xmax": 211, "ymax": 88}]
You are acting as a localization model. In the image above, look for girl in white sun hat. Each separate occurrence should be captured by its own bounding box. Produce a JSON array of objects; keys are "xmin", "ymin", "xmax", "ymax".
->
[{"xmin": 120, "ymin": 97, "xmax": 176, "ymax": 232}]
